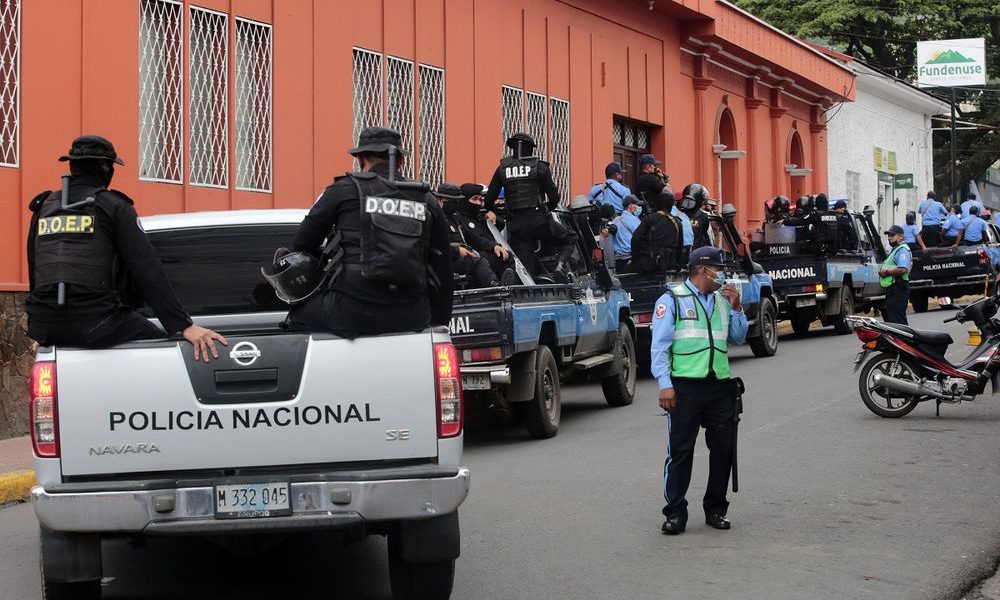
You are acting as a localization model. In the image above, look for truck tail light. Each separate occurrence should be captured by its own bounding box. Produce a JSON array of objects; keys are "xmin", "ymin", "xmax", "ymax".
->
[
  {"xmin": 434, "ymin": 343, "xmax": 463, "ymax": 438},
  {"xmin": 637, "ymin": 313, "xmax": 652, "ymax": 324},
  {"xmin": 461, "ymin": 346, "xmax": 503, "ymax": 363},
  {"xmin": 978, "ymin": 248, "xmax": 988, "ymax": 266},
  {"xmin": 30, "ymin": 361, "xmax": 59, "ymax": 458}
]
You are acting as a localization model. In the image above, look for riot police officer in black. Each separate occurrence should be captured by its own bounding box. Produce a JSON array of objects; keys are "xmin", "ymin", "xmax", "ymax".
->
[
  {"xmin": 680, "ymin": 183, "xmax": 712, "ymax": 249},
  {"xmin": 483, "ymin": 133, "xmax": 577, "ymax": 278},
  {"xmin": 25, "ymin": 136, "xmax": 227, "ymax": 361},
  {"xmin": 457, "ymin": 182, "xmax": 515, "ymax": 279},
  {"xmin": 631, "ymin": 191, "xmax": 683, "ymax": 275},
  {"xmin": 435, "ymin": 182, "xmax": 502, "ymax": 288},
  {"xmin": 288, "ymin": 127, "xmax": 453, "ymax": 339},
  {"xmin": 812, "ymin": 194, "xmax": 841, "ymax": 253}
]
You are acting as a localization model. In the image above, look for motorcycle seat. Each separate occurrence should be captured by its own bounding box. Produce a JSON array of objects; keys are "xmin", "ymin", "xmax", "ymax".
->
[{"xmin": 892, "ymin": 325, "xmax": 953, "ymax": 346}]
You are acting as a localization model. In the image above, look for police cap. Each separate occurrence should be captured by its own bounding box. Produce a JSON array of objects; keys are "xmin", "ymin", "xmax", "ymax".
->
[
  {"xmin": 883, "ymin": 225, "xmax": 904, "ymax": 236},
  {"xmin": 460, "ymin": 183, "xmax": 485, "ymax": 199},
  {"xmin": 688, "ymin": 246, "xmax": 726, "ymax": 268},
  {"xmin": 505, "ymin": 132, "xmax": 536, "ymax": 150},
  {"xmin": 833, "ymin": 199, "xmax": 848, "ymax": 210},
  {"xmin": 58, "ymin": 135, "xmax": 125, "ymax": 165},
  {"xmin": 434, "ymin": 182, "xmax": 464, "ymax": 200},
  {"xmin": 348, "ymin": 127, "xmax": 409, "ymax": 156}
]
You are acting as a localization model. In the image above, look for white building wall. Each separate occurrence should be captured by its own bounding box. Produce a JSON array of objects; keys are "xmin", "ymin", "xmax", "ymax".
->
[{"xmin": 826, "ymin": 71, "xmax": 941, "ymax": 234}]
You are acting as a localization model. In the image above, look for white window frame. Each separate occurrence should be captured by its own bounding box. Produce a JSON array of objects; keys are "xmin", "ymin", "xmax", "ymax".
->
[
  {"xmin": 501, "ymin": 85, "xmax": 525, "ymax": 156},
  {"xmin": 386, "ymin": 55, "xmax": 415, "ymax": 178},
  {"xmin": 0, "ymin": 0, "xmax": 19, "ymax": 168},
  {"xmin": 525, "ymin": 91, "xmax": 548, "ymax": 162},
  {"xmin": 234, "ymin": 16, "xmax": 272, "ymax": 192},
  {"xmin": 352, "ymin": 47, "xmax": 384, "ymax": 154},
  {"xmin": 548, "ymin": 96, "xmax": 571, "ymax": 202},
  {"xmin": 138, "ymin": 0, "xmax": 184, "ymax": 183},
  {"xmin": 188, "ymin": 5, "xmax": 229, "ymax": 189},
  {"xmin": 417, "ymin": 63, "xmax": 445, "ymax": 188}
]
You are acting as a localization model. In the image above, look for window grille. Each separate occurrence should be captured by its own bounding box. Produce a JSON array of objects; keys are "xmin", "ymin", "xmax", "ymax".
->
[
  {"xmin": 0, "ymin": 0, "xmax": 17, "ymax": 167},
  {"xmin": 418, "ymin": 64, "xmax": 445, "ymax": 188},
  {"xmin": 501, "ymin": 86, "xmax": 524, "ymax": 156},
  {"xmin": 613, "ymin": 121, "xmax": 623, "ymax": 146},
  {"xmin": 352, "ymin": 48, "xmax": 383, "ymax": 156},
  {"xmin": 624, "ymin": 126, "xmax": 634, "ymax": 148},
  {"xmin": 189, "ymin": 6, "xmax": 228, "ymax": 187},
  {"xmin": 138, "ymin": 0, "xmax": 182, "ymax": 182},
  {"xmin": 637, "ymin": 128, "xmax": 649, "ymax": 150},
  {"xmin": 386, "ymin": 56, "xmax": 414, "ymax": 177},
  {"xmin": 526, "ymin": 92, "xmax": 548, "ymax": 161},
  {"xmin": 548, "ymin": 98, "xmax": 570, "ymax": 202},
  {"xmin": 234, "ymin": 18, "xmax": 272, "ymax": 192}
]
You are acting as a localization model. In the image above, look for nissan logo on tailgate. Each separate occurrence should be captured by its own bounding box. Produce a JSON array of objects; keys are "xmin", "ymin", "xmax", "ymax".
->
[{"xmin": 230, "ymin": 341, "xmax": 261, "ymax": 366}]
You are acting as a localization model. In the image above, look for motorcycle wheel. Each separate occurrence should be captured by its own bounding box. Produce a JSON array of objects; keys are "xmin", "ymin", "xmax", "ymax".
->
[{"xmin": 858, "ymin": 353, "xmax": 922, "ymax": 418}]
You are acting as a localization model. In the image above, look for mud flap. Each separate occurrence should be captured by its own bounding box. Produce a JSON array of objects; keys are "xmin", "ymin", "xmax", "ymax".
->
[
  {"xmin": 505, "ymin": 350, "xmax": 538, "ymax": 402},
  {"xmin": 396, "ymin": 512, "xmax": 460, "ymax": 562},
  {"xmin": 39, "ymin": 527, "xmax": 102, "ymax": 583}
]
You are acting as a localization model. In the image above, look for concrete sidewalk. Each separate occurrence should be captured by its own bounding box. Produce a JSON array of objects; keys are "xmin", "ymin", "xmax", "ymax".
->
[{"xmin": 0, "ymin": 436, "xmax": 34, "ymax": 504}]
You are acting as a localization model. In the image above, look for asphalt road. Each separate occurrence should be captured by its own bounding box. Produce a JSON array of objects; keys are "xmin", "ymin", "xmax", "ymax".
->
[{"xmin": 4, "ymin": 309, "xmax": 1000, "ymax": 600}]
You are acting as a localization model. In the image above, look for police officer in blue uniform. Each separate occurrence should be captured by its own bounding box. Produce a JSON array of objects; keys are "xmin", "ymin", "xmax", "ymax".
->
[
  {"xmin": 651, "ymin": 247, "xmax": 748, "ymax": 535},
  {"xmin": 287, "ymin": 127, "xmax": 453, "ymax": 338},
  {"xmin": 25, "ymin": 136, "xmax": 226, "ymax": 361},
  {"xmin": 918, "ymin": 191, "xmax": 947, "ymax": 246},
  {"xmin": 880, "ymin": 225, "xmax": 912, "ymax": 325}
]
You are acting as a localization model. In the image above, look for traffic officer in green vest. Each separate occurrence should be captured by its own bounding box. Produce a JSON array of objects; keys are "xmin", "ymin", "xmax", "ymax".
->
[
  {"xmin": 651, "ymin": 246, "xmax": 748, "ymax": 535},
  {"xmin": 880, "ymin": 225, "xmax": 912, "ymax": 325}
]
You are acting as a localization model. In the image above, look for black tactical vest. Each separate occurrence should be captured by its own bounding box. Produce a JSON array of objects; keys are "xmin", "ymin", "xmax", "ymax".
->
[
  {"xmin": 818, "ymin": 211, "xmax": 840, "ymax": 246},
  {"xmin": 344, "ymin": 172, "xmax": 433, "ymax": 291},
  {"xmin": 500, "ymin": 156, "xmax": 544, "ymax": 212},
  {"xmin": 31, "ymin": 188, "xmax": 117, "ymax": 290}
]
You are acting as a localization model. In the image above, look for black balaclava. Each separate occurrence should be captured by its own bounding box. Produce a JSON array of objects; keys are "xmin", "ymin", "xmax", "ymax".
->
[
  {"xmin": 70, "ymin": 158, "xmax": 114, "ymax": 188},
  {"xmin": 441, "ymin": 199, "xmax": 459, "ymax": 217},
  {"xmin": 458, "ymin": 197, "xmax": 480, "ymax": 218}
]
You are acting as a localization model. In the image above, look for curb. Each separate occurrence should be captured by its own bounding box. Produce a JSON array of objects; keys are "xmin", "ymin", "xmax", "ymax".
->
[{"xmin": 0, "ymin": 469, "xmax": 34, "ymax": 504}]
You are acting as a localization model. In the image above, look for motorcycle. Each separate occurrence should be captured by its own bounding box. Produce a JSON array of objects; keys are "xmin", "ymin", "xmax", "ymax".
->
[{"xmin": 848, "ymin": 295, "xmax": 1000, "ymax": 418}]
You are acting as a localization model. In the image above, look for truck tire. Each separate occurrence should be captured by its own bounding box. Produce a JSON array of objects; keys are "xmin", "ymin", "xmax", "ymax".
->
[
  {"xmin": 911, "ymin": 292, "xmax": 929, "ymax": 313},
  {"xmin": 39, "ymin": 529, "xmax": 101, "ymax": 600},
  {"xmin": 832, "ymin": 289, "xmax": 855, "ymax": 335},
  {"xmin": 748, "ymin": 298, "xmax": 778, "ymax": 357},
  {"xmin": 601, "ymin": 323, "xmax": 636, "ymax": 406},
  {"xmin": 790, "ymin": 311, "xmax": 813, "ymax": 336},
  {"xmin": 518, "ymin": 345, "xmax": 561, "ymax": 438},
  {"xmin": 388, "ymin": 538, "xmax": 455, "ymax": 600}
]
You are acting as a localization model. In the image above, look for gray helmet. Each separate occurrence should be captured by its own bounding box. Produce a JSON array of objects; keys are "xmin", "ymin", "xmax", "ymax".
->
[
  {"xmin": 681, "ymin": 183, "xmax": 708, "ymax": 211},
  {"xmin": 261, "ymin": 248, "xmax": 326, "ymax": 304}
]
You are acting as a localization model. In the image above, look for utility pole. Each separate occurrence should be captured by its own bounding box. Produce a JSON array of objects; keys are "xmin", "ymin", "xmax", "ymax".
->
[{"xmin": 950, "ymin": 87, "xmax": 958, "ymax": 204}]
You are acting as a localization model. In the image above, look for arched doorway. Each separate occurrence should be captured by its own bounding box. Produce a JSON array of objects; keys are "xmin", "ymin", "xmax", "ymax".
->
[
  {"xmin": 717, "ymin": 108, "xmax": 738, "ymax": 208},
  {"xmin": 788, "ymin": 131, "xmax": 805, "ymax": 198}
]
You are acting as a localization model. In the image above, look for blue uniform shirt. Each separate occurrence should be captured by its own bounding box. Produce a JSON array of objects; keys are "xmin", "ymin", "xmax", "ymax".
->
[
  {"xmin": 961, "ymin": 199, "xmax": 985, "ymax": 218},
  {"xmin": 588, "ymin": 179, "xmax": 632, "ymax": 214},
  {"xmin": 671, "ymin": 206, "xmax": 694, "ymax": 246},
  {"xmin": 919, "ymin": 200, "xmax": 948, "ymax": 226},
  {"xmin": 943, "ymin": 214, "xmax": 963, "ymax": 238},
  {"xmin": 650, "ymin": 279, "xmax": 749, "ymax": 390},
  {"xmin": 612, "ymin": 210, "xmax": 641, "ymax": 256},
  {"xmin": 902, "ymin": 224, "xmax": 919, "ymax": 244},
  {"xmin": 963, "ymin": 216, "xmax": 988, "ymax": 243},
  {"xmin": 889, "ymin": 243, "xmax": 912, "ymax": 271}
]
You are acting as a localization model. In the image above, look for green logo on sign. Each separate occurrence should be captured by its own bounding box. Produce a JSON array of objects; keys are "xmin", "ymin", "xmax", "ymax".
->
[
  {"xmin": 926, "ymin": 50, "xmax": 976, "ymax": 64},
  {"xmin": 919, "ymin": 48, "xmax": 983, "ymax": 78}
]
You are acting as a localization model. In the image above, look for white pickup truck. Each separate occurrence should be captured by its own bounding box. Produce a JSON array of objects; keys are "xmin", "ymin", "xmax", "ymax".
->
[{"xmin": 28, "ymin": 210, "xmax": 470, "ymax": 600}]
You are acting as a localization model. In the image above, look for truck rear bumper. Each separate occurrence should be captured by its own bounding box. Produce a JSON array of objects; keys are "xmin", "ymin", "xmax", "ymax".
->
[{"xmin": 32, "ymin": 466, "xmax": 470, "ymax": 534}]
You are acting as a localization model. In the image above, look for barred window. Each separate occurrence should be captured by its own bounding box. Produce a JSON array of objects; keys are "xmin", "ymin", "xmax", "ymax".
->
[
  {"xmin": 386, "ymin": 56, "xmax": 414, "ymax": 178},
  {"xmin": 418, "ymin": 64, "xmax": 445, "ymax": 188},
  {"xmin": 138, "ymin": 0, "xmax": 183, "ymax": 182},
  {"xmin": 847, "ymin": 170, "xmax": 861, "ymax": 202},
  {"xmin": 549, "ymin": 97, "xmax": 570, "ymax": 202},
  {"xmin": 189, "ymin": 6, "xmax": 228, "ymax": 188},
  {"xmin": 501, "ymin": 85, "xmax": 524, "ymax": 156},
  {"xmin": 0, "ymin": 0, "xmax": 17, "ymax": 167},
  {"xmin": 352, "ymin": 48, "xmax": 383, "ymax": 156},
  {"xmin": 526, "ymin": 92, "xmax": 547, "ymax": 161},
  {"xmin": 234, "ymin": 18, "xmax": 272, "ymax": 192}
]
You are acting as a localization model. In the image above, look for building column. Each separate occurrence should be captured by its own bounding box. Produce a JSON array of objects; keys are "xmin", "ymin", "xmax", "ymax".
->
[
  {"xmin": 692, "ymin": 54, "xmax": 714, "ymax": 186},
  {"xmin": 745, "ymin": 76, "xmax": 765, "ymax": 226},
  {"xmin": 810, "ymin": 104, "xmax": 827, "ymax": 195}
]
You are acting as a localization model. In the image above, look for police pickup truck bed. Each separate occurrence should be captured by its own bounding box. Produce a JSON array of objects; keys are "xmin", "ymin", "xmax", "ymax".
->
[
  {"xmin": 621, "ymin": 204, "xmax": 779, "ymax": 363},
  {"xmin": 753, "ymin": 209, "xmax": 885, "ymax": 335},
  {"xmin": 448, "ymin": 211, "xmax": 636, "ymax": 439},
  {"xmin": 30, "ymin": 210, "xmax": 468, "ymax": 600},
  {"xmin": 908, "ymin": 223, "xmax": 1000, "ymax": 311}
]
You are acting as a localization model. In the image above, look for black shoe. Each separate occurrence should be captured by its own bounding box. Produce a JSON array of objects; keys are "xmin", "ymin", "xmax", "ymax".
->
[
  {"xmin": 705, "ymin": 514, "xmax": 731, "ymax": 530},
  {"xmin": 500, "ymin": 268, "xmax": 520, "ymax": 286},
  {"xmin": 660, "ymin": 515, "xmax": 686, "ymax": 535}
]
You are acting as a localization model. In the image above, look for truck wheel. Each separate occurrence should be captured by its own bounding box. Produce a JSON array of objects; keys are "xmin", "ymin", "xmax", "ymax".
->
[
  {"xmin": 832, "ymin": 289, "xmax": 855, "ymax": 335},
  {"xmin": 40, "ymin": 529, "xmax": 101, "ymax": 600},
  {"xmin": 748, "ymin": 298, "xmax": 778, "ymax": 357},
  {"xmin": 518, "ymin": 345, "xmax": 561, "ymax": 438},
  {"xmin": 601, "ymin": 323, "xmax": 636, "ymax": 406},
  {"xmin": 790, "ymin": 311, "xmax": 813, "ymax": 336},
  {"xmin": 911, "ymin": 293, "xmax": 929, "ymax": 313},
  {"xmin": 388, "ymin": 538, "xmax": 455, "ymax": 600}
]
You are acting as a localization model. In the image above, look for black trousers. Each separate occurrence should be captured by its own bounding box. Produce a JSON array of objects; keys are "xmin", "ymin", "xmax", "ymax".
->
[
  {"xmin": 288, "ymin": 290, "xmax": 430, "ymax": 340},
  {"xmin": 663, "ymin": 377, "xmax": 736, "ymax": 520},
  {"xmin": 454, "ymin": 254, "xmax": 499, "ymax": 287},
  {"xmin": 29, "ymin": 309, "xmax": 166, "ymax": 348},
  {"xmin": 883, "ymin": 281, "xmax": 909, "ymax": 325},
  {"xmin": 482, "ymin": 250, "xmax": 515, "ymax": 277},
  {"xmin": 506, "ymin": 210, "xmax": 577, "ymax": 276},
  {"xmin": 940, "ymin": 236, "xmax": 958, "ymax": 247},
  {"xmin": 921, "ymin": 225, "xmax": 942, "ymax": 247}
]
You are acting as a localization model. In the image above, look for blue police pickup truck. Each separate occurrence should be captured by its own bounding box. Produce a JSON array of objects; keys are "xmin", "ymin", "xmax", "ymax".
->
[
  {"xmin": 448, "ymin": 209, "xmax": 636, "ymax": 439},
  {"xmin": 752, "ymin": 207, "xmax": 885, "ymax": 335},
  {"xmin": 620, "ymin": 204, "xmax": 779, "ymax": 364},
  {"xmin": 908, "ymin": 221, "xmax": 1000, "ymax": 312}
]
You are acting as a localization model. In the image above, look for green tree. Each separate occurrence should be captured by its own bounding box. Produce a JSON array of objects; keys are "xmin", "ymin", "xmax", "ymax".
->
[{"xmin": 734, "ymin": 0, "xmax": 1000, "ymax": 200}]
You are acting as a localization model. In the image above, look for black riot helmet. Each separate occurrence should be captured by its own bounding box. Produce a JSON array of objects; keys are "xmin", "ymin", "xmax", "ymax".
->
[
  {"xmin": 654, "ymin": 190, "xmax": 677, "ymax": 213},
  {"xmin": 905, "ymin": 210, "xmax": 916, "ymax": 225},
  {"xmin": 815, "ymin": 194, "xmax": 829, "ymax": 211},
  {"xmin": 796, "ymin": 195, "xmax": 814, "ymax": 214},
  {"xmin": 506, "ymin": 132, "xmax": 537, "ymax": 159},
  {"xmin": 766, "ymin": 195, "xmax": 791, "ymax": 221},
  {"xmin": 681, "ymin": 183, "xmax": 708, "ymax": 211},
  {"xmin": 261, "ymin": 248, "xmax": 327, "ymax": 304}
]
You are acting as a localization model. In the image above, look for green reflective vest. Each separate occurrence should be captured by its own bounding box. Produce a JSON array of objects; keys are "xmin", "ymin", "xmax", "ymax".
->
[
  {"xmin": 669, "ymin": 284, "xmax": 731, "ymax": 379},
  {"xmin": 880, "ymin": 244, "xmax": 910, "ymax": 288}
]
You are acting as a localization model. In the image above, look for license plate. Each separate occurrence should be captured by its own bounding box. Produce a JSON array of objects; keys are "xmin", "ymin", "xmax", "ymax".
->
[
  {"xmin": 215, "ymin": 482, "xmax": 291, "ymax": 519},
  {"xmin": 796, "ymin": 297, "xmax": 817, "ymax": 308},
  {"xmin": 462, "ymin": 373, "xmax": 492, "ymax": 390}
]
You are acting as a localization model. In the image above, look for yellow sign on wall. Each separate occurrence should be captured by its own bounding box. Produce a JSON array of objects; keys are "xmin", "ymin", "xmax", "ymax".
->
[
  {"xmin": 873, "ymin": 146, "xmax": 883, "ymax": 171},
  {"xmin": 887, "ymin": 151, "xmax": 897, "ymax": 174}
]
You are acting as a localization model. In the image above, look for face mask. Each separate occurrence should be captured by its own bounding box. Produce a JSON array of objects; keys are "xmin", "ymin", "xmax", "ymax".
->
[
  {"xmin": 715, "ymin": 271, "xmax": 727, "ymax": 287},
  {"xmin": 634, "ymin": 206, "xmax": 642, "ymax": 217},
  {"xmin": 442, "ymin": 202, "xmax": 458, "ymax": 216}
]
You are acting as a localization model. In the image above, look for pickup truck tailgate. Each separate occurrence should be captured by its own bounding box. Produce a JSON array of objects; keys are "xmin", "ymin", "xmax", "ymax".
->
[
  {"xmin": 911, "ymin": 246, "xmax": 985, "ymax": 281},
  {"xmin": 759, "ymin": 255, "xmax": 826, "ymax": 292},
  {"xmin": 56, "ymin": 333, "xmax": 439, "ymax": 477}
]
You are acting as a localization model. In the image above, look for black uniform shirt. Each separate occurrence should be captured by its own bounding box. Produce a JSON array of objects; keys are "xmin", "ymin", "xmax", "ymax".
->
[
  {"xmin": 483, "ymin": 159, "xmax": 560, "ymax": 212},
  {"xmin": 689, "ymin": 210, "xmax": 711, "ymax": 248},
  {"xmin": 25, "ymin": 175, "xmax": 192, "ymax": 334},
  {"xmin": 293, "ymin": 164, "xmax": 454, "ymax": 325},
  {"xmin": 452, "ymin": 208, "xmax": 497, "ymax": 254},
  {"xmin": 634, "ymin": 171, "xmax": 667, "ymax": 204}
]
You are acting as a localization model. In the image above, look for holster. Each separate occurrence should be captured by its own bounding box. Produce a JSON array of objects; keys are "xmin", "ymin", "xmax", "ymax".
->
[{"xmin": 730, "ymin": 377, "xmax": 745, "ymax": 493}]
